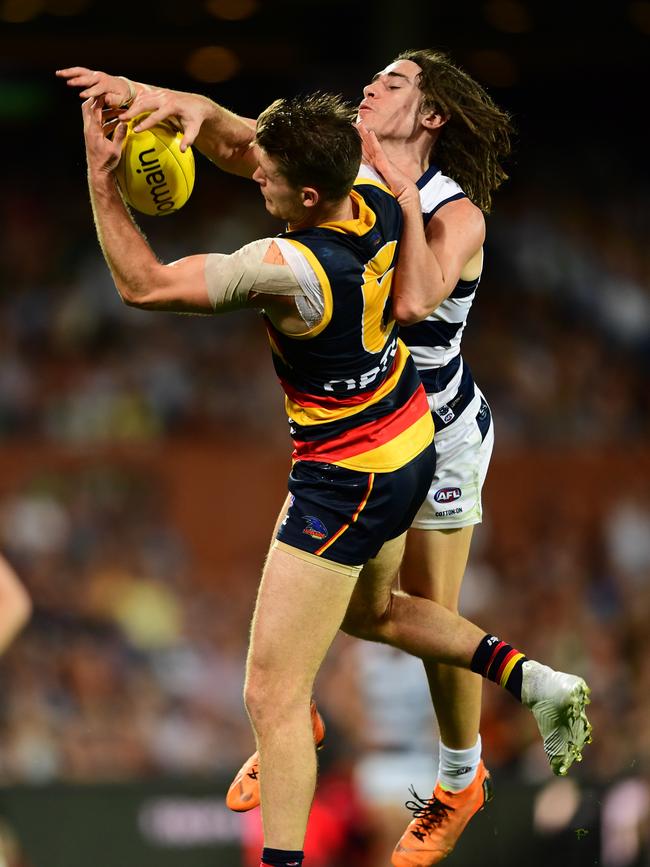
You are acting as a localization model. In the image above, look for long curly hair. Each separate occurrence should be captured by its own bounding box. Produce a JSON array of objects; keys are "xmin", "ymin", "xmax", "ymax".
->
[{"xmin": 397, "ymin": 49, "xmax": 514, "ymax": 212}]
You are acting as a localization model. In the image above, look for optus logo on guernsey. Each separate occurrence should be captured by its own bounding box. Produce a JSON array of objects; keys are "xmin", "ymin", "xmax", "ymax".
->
[
  {"xmin": 136, "ymin": 148, "xmax": 176, "ymax": 213},
  {"xmin": 434, "ymin": 487, "xmax": 462, "ymax": 503}
]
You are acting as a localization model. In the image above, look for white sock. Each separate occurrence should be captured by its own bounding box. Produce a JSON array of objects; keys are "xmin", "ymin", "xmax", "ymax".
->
[{"xmin": 437, "ymin": 735, "xmax": 482, "ymax": 793}]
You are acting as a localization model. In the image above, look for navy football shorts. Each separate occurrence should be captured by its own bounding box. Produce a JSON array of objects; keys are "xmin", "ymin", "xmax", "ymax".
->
[{"xmin": 276, "ymin": 441, "xmax": 436, "ymax": 569}]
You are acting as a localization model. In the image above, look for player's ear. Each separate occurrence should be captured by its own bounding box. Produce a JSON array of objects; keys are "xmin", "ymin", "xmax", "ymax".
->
[
  {"xmin": 301, "ymin": 186, "xmax": 320, "ymax": 208},
  {"xmin": 421, "ymin": 109, "xmax": 448, "ymax": 131}
]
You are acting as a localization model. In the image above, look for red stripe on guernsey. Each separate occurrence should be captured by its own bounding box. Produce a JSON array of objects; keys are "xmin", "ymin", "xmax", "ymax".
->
[
  {"xmin": 315, "ymin": 473, "xmax": 375, "ymax": 556},
  {"xmin": 484, "ymin": 641, "xmax": 506, "ymax": 676},
  {"xmin": 495, "ymin": 648, "xmax": 521, "ymax": 683},
  {"xmin": 281, "ymin": 377, "xmax": 374, "ymax": 409},
  {"xmin": 294, "ymin": 384, "xmax": 428, "ymax": 463}
]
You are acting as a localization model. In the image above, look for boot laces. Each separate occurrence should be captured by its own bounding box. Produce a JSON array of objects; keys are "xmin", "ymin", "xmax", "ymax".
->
[{"xmin": 404, "ymin": 787, "xmax": 455, "ymax": 842}]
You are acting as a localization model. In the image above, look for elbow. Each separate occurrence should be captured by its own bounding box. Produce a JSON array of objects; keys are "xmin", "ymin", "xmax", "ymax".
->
[
  {"xmin": 114, "ymin": 278, "xmax": 140, "ymax": 307},
  {"xmin": 393, "ymin": 297, "xmax": 432, "ymax": 327},
  {"xmin": 121, "ymin": 293, "xmax": 143, "ymax": 309},
  {"xmin": 395, "ymin": 309, "xmax": 426, "ymax": 327},
  {"xmin": 115, "ymin": 273, "xmax": 160, "ymax": 309}
]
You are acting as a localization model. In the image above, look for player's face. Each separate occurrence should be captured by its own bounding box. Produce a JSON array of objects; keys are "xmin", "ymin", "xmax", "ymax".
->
[
  {"xmin": 357, "ymin": 59, "xmax": 426, "ymax": 140},
  {"xmin": 253, "ymin": 149, "xmax": 305, "ymax": 222}
]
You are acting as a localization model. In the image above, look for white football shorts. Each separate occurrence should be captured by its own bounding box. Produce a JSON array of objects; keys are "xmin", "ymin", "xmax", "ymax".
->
[{"xmin": 411, "ymin": 387, "xmax": 494, "ymax": 529}]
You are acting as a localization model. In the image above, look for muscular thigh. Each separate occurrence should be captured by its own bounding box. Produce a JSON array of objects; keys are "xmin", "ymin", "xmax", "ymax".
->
[
  {"xmin": 247, "ymin": 544, "xmax": 357, "ymax": 696},
  {"xmin": 342, "ymin": 532, "xmax": 406, "ymax": 631}
]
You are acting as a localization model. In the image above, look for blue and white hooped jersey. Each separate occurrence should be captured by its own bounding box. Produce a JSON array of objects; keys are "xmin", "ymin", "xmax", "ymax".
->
[{"xmin": 401, "ymin": 164, "xmax": 481, "ymax": 430}]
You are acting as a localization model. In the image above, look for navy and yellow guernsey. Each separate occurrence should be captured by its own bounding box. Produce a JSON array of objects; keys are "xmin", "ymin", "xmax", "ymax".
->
[{"xmin": 266, "ymin": 177, "xmax": 433, "ymax": 474}]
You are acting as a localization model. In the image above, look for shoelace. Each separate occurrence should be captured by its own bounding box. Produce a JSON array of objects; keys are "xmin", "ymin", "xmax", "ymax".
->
[{"xmin": 404, "ymin": 787, "xmax": 455, "ymax": 842}]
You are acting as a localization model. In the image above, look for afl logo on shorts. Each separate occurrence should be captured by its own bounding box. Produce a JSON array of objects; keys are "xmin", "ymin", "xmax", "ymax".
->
[
  {"xmin": 434, "ymin": 487, "xmax": 462, "ymax": 503},
  {"xmin": 303, "ymin": 516, "xmax": 328, "ymax": 540}
]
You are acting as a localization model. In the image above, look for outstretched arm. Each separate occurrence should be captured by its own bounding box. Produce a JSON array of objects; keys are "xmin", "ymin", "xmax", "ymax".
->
[
  {"xmin": 57, "ymin": 67, "xmax": 258, "ymax": 177},
  {"xmin": 83, "ymin": 98, "xmax": 306, "ymax": 330},
  {"xmin": 357, "ymin": 122, "xmax": 485, "ymax": 325},
  {"xmin": 83, "ymin": 97, "xmax": 214, "ymax": 312}
]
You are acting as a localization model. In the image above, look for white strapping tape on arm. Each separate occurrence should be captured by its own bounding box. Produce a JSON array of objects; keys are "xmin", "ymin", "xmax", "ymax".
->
[{"xmin": 204, "ymin": 238, "xmax": 303, "ymax": 313}]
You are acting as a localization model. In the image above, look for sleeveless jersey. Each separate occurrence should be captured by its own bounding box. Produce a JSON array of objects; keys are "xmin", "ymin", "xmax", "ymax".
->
[
  {"xmin": 266, "ymin": 180, "xmax": 433, "ymax": 474},
  {"xmin": 400, "ymin": 164, "xmax": 481, "ymax": 430}
]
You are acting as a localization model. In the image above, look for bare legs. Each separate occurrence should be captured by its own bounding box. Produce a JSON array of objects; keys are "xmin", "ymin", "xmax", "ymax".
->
[
  {"xmin": 401, "ymin": 527, "xmax": 482, "ymax": 749},
  {"xmin": 244, "ymin": 545, "xmax": 358, "ymax": 849}
]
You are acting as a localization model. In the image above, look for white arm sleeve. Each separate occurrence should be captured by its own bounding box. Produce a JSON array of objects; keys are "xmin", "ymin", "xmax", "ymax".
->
[
  {"xmin": 204, "ymin": 238, "xmax": 303, "ymax": 313},
  {"xmin": 274, "ymin": 237, "xmax": 325, "ymax": 328}
]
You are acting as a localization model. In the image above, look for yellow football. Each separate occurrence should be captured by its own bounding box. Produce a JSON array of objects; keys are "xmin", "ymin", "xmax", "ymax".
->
[{"xmin": 114, "ymin": 115, "xmax": 195, "ymax": 216}]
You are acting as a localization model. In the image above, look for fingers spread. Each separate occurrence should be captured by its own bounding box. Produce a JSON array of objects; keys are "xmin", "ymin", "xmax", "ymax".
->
[
  {"xmin": 79, "ymin": 84, "xmax": 102, "ymax": 99},
  {"xmin": 102, "ymin": 106, "xmax": 123, "ymax": 122},
  {"xmin": 81, "ymin": 97, "xmax": 94, "ymax": 128},
  {"xmin": 119, "ymin": 94, "xmax": 165, "ymax": 125},
  {"xmin": 102, "ymin": 117, "xmax": 120, "ymax": 139},
  {"xmin": 179, "ymin": 124, "xmax": 199, "ymax": 151},
  {"xmin": 132, "ymin": 107, "xmax": 170, "ymax": 132},
  {"xmin": 67, "ymin": 74, "xmax": 99, "ymax": 88},
  {"xmin": 112, "ymin": 122, "xmax": 128, "ymax": 149},
  {"xmin": 56, "ymin": 66, "xmax": 93, "ymax": 76}
]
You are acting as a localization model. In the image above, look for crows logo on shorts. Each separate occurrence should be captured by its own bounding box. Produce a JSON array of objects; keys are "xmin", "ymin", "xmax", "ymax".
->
[{"xmin": 303, "ymin": 516, "xmax": 328, "ymax": 540}]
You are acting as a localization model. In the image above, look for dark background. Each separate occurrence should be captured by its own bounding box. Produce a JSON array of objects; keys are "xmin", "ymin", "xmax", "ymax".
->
[{"xmin": 2, "ymin": 0, "xmax": 648, "ymax": 192}]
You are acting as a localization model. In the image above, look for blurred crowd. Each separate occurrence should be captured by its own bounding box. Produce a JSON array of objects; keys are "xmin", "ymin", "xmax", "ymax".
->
[
  {"xmin": 1, "ymin": 463, "xmax": 649, "ymax": 786},
  {"xmin": 0, "ymin": 151, "xmax": 649, "ymax": 864}
]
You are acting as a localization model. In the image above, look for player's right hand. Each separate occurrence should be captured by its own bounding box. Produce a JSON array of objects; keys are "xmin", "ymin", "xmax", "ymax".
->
[
  {"xmin": 357, "ymin": 121, "xmax": 420, "ymax": 210},
  {"xmin": 116, "ymin": 89, "xmax": 209, "ymax": 153},
  {"xmin": 82, "ymin": 97, "xmax": 127, "ymax": 175}
]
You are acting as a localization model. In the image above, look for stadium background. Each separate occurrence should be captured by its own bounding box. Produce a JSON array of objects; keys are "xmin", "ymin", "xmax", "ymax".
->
[{"xmin": 0, "ymin": 0, "xmax": 649, "ymax": 864}]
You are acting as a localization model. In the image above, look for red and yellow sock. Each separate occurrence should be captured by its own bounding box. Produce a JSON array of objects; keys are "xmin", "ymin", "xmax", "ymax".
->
[{"xmin": 470, "ymin": 634, "xmax": 527, "ymax": 700}]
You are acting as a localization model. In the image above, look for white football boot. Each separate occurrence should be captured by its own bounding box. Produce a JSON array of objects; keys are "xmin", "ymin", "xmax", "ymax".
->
[{"xmin": 521, "ymin": 660, "xmax": 592, "ymax": 775}]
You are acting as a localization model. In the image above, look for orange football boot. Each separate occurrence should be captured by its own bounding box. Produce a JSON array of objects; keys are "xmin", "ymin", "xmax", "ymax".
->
[
  {"xmin": 391, "ymin": 761, "xmax": 493, "ymax": 866},
  {"xmin": 226, "ymin": 699, "xmax": 326, "ymax": 812}
]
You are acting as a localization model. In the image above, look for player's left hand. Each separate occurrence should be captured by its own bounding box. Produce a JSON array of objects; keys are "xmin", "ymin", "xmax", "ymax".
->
[
  {"xmin": 57, "ymin": 67, "xmax": 133, "ymax": 107},
  {"xmin": 357, "ymin": 121, "xmax": 420, "ymax": 210},
  {"xmin": 82, "ymin": 97, "xmax": 127, "ymax": 175}
]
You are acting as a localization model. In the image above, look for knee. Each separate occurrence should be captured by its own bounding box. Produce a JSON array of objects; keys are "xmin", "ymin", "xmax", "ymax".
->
[
  {"xmin": 341, "ymin": 596, "xmax": 393, "ymax": 643},
  {"xmin": 243, "ymin": 664, "xmax": 309, "ymax": 733},
  {"xmin": 243, "ymin": 670, "xmax": 266, "ymax": 729},
  {"xmin": 244, "ymin": 664, "xmax": 282, "ymax": 727}
]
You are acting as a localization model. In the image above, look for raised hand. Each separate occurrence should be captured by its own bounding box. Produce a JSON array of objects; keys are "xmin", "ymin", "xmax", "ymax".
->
[
  {"xmin": 116, "ymin": 89, "xmax": 211, "ymax": 153},
  {"xmin": 56, "ymin": 66, "xmax": 134, "ymax": 108},
  {"xmin": 57, "ymin": 66, "xmax": 211, "ymax": 153},
  {"xmin": 82, "ymin": 97, "xmax": 127, "ymax": 175},
  {"xmin": 357, "ymin": 121, "xmax": 419, "ymax": 209}
]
